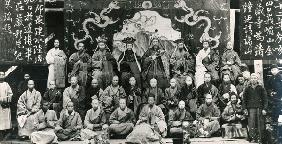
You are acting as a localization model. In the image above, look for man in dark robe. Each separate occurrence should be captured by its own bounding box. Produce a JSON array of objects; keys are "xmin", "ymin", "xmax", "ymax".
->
[
  {"xmin": 196, "ymin": 93, "xmax": 220, "ymax": 138},
  {"xmin": 109, "ymin": 98, "xmax": 135, "ymax": 137},
  {"xmin": 266, "ymin": 64, "xmax": 282, "ymax": 143},
  {"xmin": 69, "ymin": 42, "xmax": 91, "ymax": 87},
  {"xmin": 92, "ymin": 35, "xmax": 117, "ymax": 89},
  {"xmin": 43, "ymin": 80, "xmax": 63, "ymax": 117},
  {"xmin": 141, "ymin": 37, "xmax": 169, "ymax": 90},
  {"xmin": 170, "ymin": 38, "xmax": 195, "ymax": 87},
  {"xmin": 118, "ymin": 37, "xmax": 142, "ymax": 89},
  {"xmin": 144, "ymin": 78, "xmax": 166, "ymax": 114},
  {"xmin": 218, "ymin": 74, "xmax": 237, "ymax": 111},
  {"xmin": 101, "ymin": 76, "xmax": 126, "ymax": 121},
  {"xmin": 126, "ymin": 76, "xmax": 143, "ymax": 114},
  {"xmin": 63, "ymin": 76, "xmax": 86, "ymax": 121},
  {"xmin": 197, "ymin": 73, "xmax": 219, "ymax": 105},
  {"xmin": 165, "ymin": 78, "xmax": 181, "ymax": 118},
  {"xmin": 86, "ymin": 78, "xmax": 103, "ymax": 110},
  {"xmin": 243, "ymin": 73, "xmax": 268, "ymax": 143},
  {"xmin": 169, "ymin": 100, "xmax": 195, "ymax": 144}
]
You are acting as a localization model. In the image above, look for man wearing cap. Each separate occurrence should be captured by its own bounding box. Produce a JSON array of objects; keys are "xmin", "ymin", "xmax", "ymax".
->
[
  {"xmin": 141, "ymin": 35, "xmax": 169, "ymax": 89},
  {"xmin": 118, "ymin": 37, "xmax": 142, "ymax": 89},
  {"xmin": 91, "ymin": 35, "xmax": 117, "ymax": 89},
  {"xmin": 266, "ymin": 64, "xmax": 282, "ymax": 142},
  {"xmin": 170, "ymin": 38, "xmax": 195, "ymax": 87}
]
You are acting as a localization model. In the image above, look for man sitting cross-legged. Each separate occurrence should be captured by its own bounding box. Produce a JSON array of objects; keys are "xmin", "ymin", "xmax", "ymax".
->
[
  {"xmin": 195, "ymin": 93, "xmax": 220, "ymax": 138},
  {"xmin": 169, "ymin": 100, "xmax": 195, "ymax": 144},
  {"xmin": 80, "ymin": 99, "xmax": 109, "ymax": 143},
  {"xmin": 109, "ymin": 98, "xmax": 135, "ymax": 137},
  {"xmin": 30, "ymin": 100, "xmax": 58, "ymax": 144},
  {"xmin": 55, "ymin": 101, "xmax": 83, "ymax": 141}
]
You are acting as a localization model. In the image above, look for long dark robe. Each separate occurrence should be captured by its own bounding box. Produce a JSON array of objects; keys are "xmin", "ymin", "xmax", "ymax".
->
[
  {"xmin": 141, "ymin": 47, "xmax": 169, "ymax": 89},
  {"xmin": 118, "ymin": 49, "xmax": 142, "ymax": 89},
  {"xmin": 126, "ymin": 86, "xmax": 144, "ymax": 114},
  {"xmin": 92, "ymin": 49, "xmax": 118, "ymax": 89},
  {"xmin": 179, "ymin": 84, "xmax": 198, "ymax": 114},
  {"xmin": 43, "ymin": 88, "xmax": 62, "ymax": 117}
]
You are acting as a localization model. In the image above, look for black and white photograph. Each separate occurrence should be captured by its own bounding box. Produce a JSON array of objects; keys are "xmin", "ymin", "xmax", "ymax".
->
[{"xmin": 0, "ymin": 0, "xmax": 281, "ymax": 143}]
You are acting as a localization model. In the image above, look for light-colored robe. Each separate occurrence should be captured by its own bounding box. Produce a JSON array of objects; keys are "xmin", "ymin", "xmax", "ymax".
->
[
  {"xmin": 46, "ymin": 48, "xmax": 67, "ymax": 88},
  {"xmin": 0, "ymin": 82, "xmax": 13, "ymax": 130},
  {"xmin": 30, "ymin": 109, "xmax": 58, "ymax": 144},
  {"xmin": 109, "ymin": 107, "xmax": 135, "ymax": 135},
  {"xmin": 139, "ymin": 104, "xmax": 167, "ymax": 136},
  {"xmin": 17, "ymin": 89, "xmax": 41, "ymax": 137},
  {"xmin": 195, "ymin": 48, "xmax": 210, "ymax": 88},
  {"xmin": 55, "ymin": 110, "xmax": 82, "ymax": 141},
  {"xmin": 81, "ymin": 107, "xmax": 108, "ymax": 141}
]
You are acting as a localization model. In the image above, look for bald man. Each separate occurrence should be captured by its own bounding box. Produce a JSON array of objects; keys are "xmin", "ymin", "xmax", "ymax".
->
[
  {"xmin": 168, "ymin": 100, "xmax": 194, "ymax": 143},
  {"xmin": 101, "ymin": 76, "xmax": 126, "ymax": 120},
  {"xmin": 43, "ymin": 80, "xmax": 63, "ymax": 117},
  {"xmin": 165, "ymin": 78, "xmax": 181, "ymax": 115},
  {"xmin": 144, "ymin": 78, "xmax": 165, "ymax": 112},
  {"xmin": 63, "ymin": 76, "xmax": 86, "ymax": 120},
  {"xmin": 17, "ymin": 80, "xmax": 42, "ymax": 139}
]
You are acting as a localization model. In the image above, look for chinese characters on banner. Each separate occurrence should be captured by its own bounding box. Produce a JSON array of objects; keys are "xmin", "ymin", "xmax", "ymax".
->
[
  {"xmin": 240, "ymin": 0, "xmax": 282, "ymax": 60},
  {"xmin": 1, "ymin": 0, "xmax": 45, "ymax": 64}
]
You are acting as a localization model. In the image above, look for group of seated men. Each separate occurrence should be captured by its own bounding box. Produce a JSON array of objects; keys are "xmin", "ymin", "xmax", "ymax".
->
[{"xmin": 14, "ymin": 66, "xmax": 267, "ymax": 144}]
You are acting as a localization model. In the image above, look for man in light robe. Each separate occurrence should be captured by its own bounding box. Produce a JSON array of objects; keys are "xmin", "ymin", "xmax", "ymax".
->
[
  {"xmin": 81, "ymin": 99, "xmax": 109, "ymax": 143},
  {"xmin": 138, "ymin": 95, "xmax": 167, "ymax": 137},
  {"xmin": 109, "ymin": 98, "xmax": 135, "ymax": 137},
  {"xmin": 0, "ymin": 72, "xmax": 13, "ymax": 140},
  {"xmin": 126, "ymin": 95, "xmax": 166, "ymax": 144},
  {"xmin": 101, "ymin": 76, "xmax": 126, "ymax": 120},
  {"xmin": 63, "ymin": 76, "xmax": 86, "ymax": 121},
  {"xmin": 118, "ymin": 37, "xmax": 142, "ymax": 89},
  {"xmin": 43, "ymin": 80, "xmax": 63, "ymax": 117},
  {"xmin": 169, "ymin": 101, "xmax": 195, "ymax": 144},
  {"xmin": 92, "ymin": 35, "xmax": 117, "ymax": 89},
  {"xmin": 196, "ymin": 93, "xmax": 220, "ymax": 138},
  {"xmin": 17, "ymin": 80, "xmax": 41, "ymax": 139},
  {"xmin": 30, "ymin": 101, "xmax": 58, "ymax": 144},
  {"xmin": 170, "ymin": 38, "xmax": 195, "ymax": 87},
  {"xmin": 55, "ymin": 101, "xmax": 82, "ymax": 141},
  {"xmin": 69, "ymin": 42, "xmax": 91, "ymax": 87},
  {"xmin": 46, "ymin": 39, "xmax": 67, "ymax": 88},
  {"xmin": 195, "ymin": 41, "xmax": 219, "ymax": 87}
]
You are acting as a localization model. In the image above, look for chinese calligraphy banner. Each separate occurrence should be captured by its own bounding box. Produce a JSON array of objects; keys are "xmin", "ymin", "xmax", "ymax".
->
[
  {"xmin": 240, "ymin": 0, "xmax": 282, "ymax": 60},
  {"xmin": 0, "ymin": 0, "xmax": 45, "ymax": 64}
]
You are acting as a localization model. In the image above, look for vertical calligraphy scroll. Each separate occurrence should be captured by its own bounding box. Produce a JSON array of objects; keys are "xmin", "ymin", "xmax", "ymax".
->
[
  {"xmin": 240, "ymin": 0, "xmax": 282, "ymax": 60},
  {"xmin": 0, "ymin": 0, "xmax": 45, "ymax": 64}
]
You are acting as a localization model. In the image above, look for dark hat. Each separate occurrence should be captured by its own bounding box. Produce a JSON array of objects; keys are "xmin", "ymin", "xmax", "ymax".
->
[
  {"xmin": 270, "ymin": 64, "xmax": 279, "ymax": 69},
  {"xmin": 122, "ymin": 37, "xmax": 136, "ymax": 44},
  {"xmin": 174, "ymin": 38, "xmax": 184, "ymax": 44}
]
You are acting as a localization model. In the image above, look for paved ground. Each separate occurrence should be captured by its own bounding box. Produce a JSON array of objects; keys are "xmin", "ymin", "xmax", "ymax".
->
[{"xmin": 2, "ymin": 137, "xmax": 254, "ymax": 144}]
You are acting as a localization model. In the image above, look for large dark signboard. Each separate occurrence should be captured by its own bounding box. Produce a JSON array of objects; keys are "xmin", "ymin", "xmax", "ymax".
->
[
  {"xmin": 240, "ymin": 0, "xmax": 282, "ymax": 60},
  {"xmin": 0, "ymin": 0, "xmax": 45, "ymax": 64}
]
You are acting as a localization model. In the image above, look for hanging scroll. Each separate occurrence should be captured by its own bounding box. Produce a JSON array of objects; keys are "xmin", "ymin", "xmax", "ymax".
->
[
  {"xmin": 0, "ymin": 0, "xmax": 45, "ymax": 64},
  {"xmin": 240, "ymin": 0, "xmax": 282, "ymax": 60}
]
